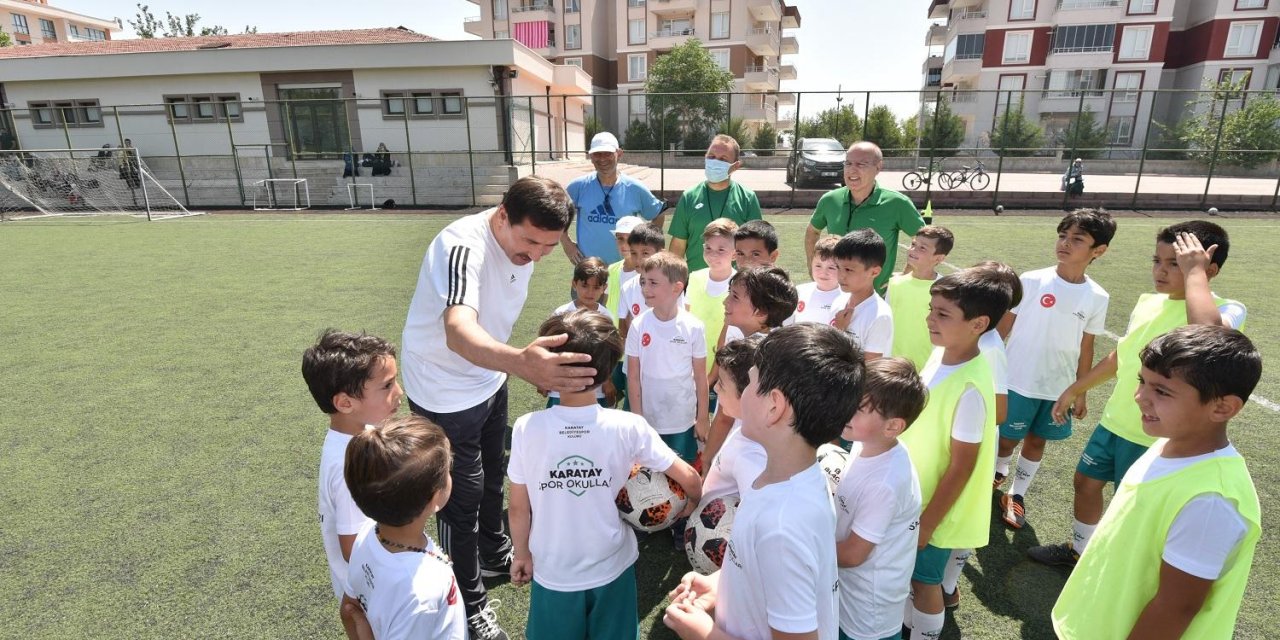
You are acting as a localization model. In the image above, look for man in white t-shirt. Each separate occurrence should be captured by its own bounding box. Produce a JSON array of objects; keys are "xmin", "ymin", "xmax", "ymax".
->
[{"xmin": 401, "ymin": 176, "xmax": 594, "ymax": 640}]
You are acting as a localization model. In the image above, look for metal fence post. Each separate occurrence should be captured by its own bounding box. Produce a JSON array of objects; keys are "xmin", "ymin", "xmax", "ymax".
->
[
  {"xmin": 166, "ymin": 107, "xmax": 192, "ymax": 206},
  {"xmin": 992, "ymin": 90, "xmax": 1010, "ymax": 210},
  {"xmin": 465, "ymin": 97, "xmax": 477, "ymax": 207},
  {"xmin": 1200, "ymin": 88, "xmax": 1232, "ymax": 210},
  {"xmin": 529, "ymin": 96, "xmax": 537, "ymax": 174},
  {"xmin": 562, "ymin": 95, "xmax": 569, "ymax": 156},
  {"xmin": 59, "ymin": 107, "xmax": 73, "ymax": 150},
  {"xmin": 861, "ymin": 91, "xmax": 871, "ymax": 140},
  {"xmin": 1131, "ymin": 89, "xmax": 1158, "ymax": 210},
  {"xmin": 112, "ymin": 106, "xmax": 126, "ymax": 149},
  {"xmin": 789, "ymin": 90, "xmax": 801, "ymax": 208},
  {"xmin": 1061, "ymin": 90, "xmax": 1087, "ymax": 210},
  {"xmin": 403, "ymin": 109, "xmax": 418, "ymax": 207},
  {"xmin": 282, "ymin": 101, "xmax": 300, "ymax": 181},
  {"xmin": 224, "ymin": 103, "xmax": 245, "ymax": 206},
  {"xmin": 658, "ymin": 94, "xmax": 666, "ymax": 194},
  {"xmin": 343, "ymin": 99, "xmax": 355, "ymax": 187},
  {"xmin": 924, "ymin": 90, "xmax": 941, "ymax": 207}
]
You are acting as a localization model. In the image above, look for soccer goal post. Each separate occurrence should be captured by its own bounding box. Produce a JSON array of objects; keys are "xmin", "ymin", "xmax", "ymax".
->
[{"xmin": 0, "ymin": 148, "xmax": 204, "ymax": 222}]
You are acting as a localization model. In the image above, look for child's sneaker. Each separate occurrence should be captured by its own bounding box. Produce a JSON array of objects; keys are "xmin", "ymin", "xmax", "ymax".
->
[
  {"xmin": 467, "ymin": 600, "xmax": 510, "ymax": 640},
  {"xmin": 992, "ymin": 472, "xmax": 1006, "ymax": 490},
  {"xmin": 943, "ymin": 586, "xmax": 960, "ymax": 610},
  {"xmin": 1027, "ymin": 542, "xmax": 1079, "ymax": 568},
  {"xmin": 1001, "ymin": 493, "xmax": 1027, "ymax": 529}
]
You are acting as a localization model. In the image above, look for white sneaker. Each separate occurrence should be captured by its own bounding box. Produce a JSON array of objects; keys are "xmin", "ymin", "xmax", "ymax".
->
[{"xmin": 467, "ymin": 599, "xmax": 509, "ymax": 640}]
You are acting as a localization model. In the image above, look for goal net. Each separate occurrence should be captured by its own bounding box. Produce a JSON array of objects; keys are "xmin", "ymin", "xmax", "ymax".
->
[{"xmin": 0, "ymin": 148, "xmax": 203, "ymax": 222}]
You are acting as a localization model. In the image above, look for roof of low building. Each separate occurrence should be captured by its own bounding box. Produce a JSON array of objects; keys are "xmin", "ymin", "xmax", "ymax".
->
[{"xmin": 0, "ymin": 27, "xmax": 436, "ymax": 59}]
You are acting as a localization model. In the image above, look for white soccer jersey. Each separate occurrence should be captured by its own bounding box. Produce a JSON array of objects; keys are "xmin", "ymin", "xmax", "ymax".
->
[
  {"xmin": 716, "ymin": 463, "xmax": 840, "ymax": 639},
  {"xmin": 402, "ymin": 209, "xmax": 533, "ymax": 413},
  {"xmin": 624, "ymin": 309, "xmax": 707, "ymax": 434},
  {"xmin": 701, "ymin": 420, "xmax": 767, "ymax": 502},
  {"xmin": 507, "ymin": 404, "xmax": 679, "ymax": 591},
  {"xmin": 835, "ymin": 443, "xmax": 922, "ymax": 640},
  {"xmin": 791, "ymin": 282, "xmax": 849, "ymax": 326},
  {"xmin": 1005, "ymin": 267, "xmax": 1109, "ymax": 400},
  {"xmin": 319, "ymin": 428, "xmax": 371, "ymax": 600},
  {"xmin": 345, "ymin": 522, "xmax": 467, "ymax": 640},
  {"xmin": 978, "ymin": 330, "xmax": 1009, "ymax": 395},
  {"xmin": 845, "ymin": 292, "xmax": 894, "ymax": 357}
]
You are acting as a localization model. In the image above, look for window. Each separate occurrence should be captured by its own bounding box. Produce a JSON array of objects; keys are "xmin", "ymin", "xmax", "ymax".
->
[
  {"xmin": 33, "ymin": 106, "xmax": 53, "ymax": 126},
  {"xmin": 629, "ymin": 91, "xmax": 646, "ymax": 117},
  {"xmin": 1059, "ymin": 0, "xmax": 1121, "ymax": 8},
  {"xmin": 946, "ymin": 33, "xmax": 985, "ymax": 61},
  {"xmin": 1128, "ymin": 0, "xmax": 1157, "ymax": 13},
  {"xmin": 1114, "ymin": 71, "xmax": 1142, "ymax": 102},
  {"xmin": 628, "ymin": 19, "xmax": 646, "ymax": 44},
  {"xmin": 711, "ymin": 12, "xmax": 730, "ymax": 39},
  {"xmin": 27, "ymin": 99, "xmax": 103, "ymax": 129},
  {"xmin": 192, "ymin": 97, "xmax": 216, "ymax": 120},
  {"xmin": 413, "ymin": 93, "xmax": 436, "ymax": 115},
  {"xmin": 12, "ymin": 14, "xmax": 29, "ymax": 35},
  {"xmin": 68, "ymin": 24, "xmax": 79, "ymax": 38},
  {"xmin": 926, "ymin": 68, "xmax": 942, "ymax": 86},
  {"xmin": 163, "ymin": 94, "xmax": 244, "ymax": 123},
  {"xmin": 564, "ymin": 57, "xmax": 583, "ymax": 68},
  {"xmin": 1266, "ymin": 64, "xmax": 1280, "ymax": 91},
  {"xmin": 628, "ymin": 54, "xmax": 647, "ymax": 81},
  {"xmin": 494, "ymin": 0, "xmax": 508, "ymax": 20},
  {"xmin": 219, "ymin": 96, "xmax": 241, "ymax": 119},
  {"xmin": 39, "ymin": 18, "xmax": 55, "ymax": 40},
  {"xmin": 658, "ymin": 18, "xmax": 693, "ymax": 37},
  {"xmin": 710, "ymin": 49, "xmax": 730, "ymax": 71},
  {"xmin": 442, "ymin": 92, "xmax": 463, "ymax": 115},
  {"xmin": 86, "ymin": 28, "xmax": 106, "ymax": 40},
  {"xmin": 1003, "ymin": 31, "xmax": 1032, "ymax": 64},
  {"xmin": 566, "ymin": 24, "xmax": 580, "ymax": 49},
  {"xmin": 166, "ymin": 97, "xmax": 190, "ymax": 120},
  {"xmin": 495, "ymin": 30, "xmax": 509, "ymax": 39},
  {"xmin": 565, "ymin": 0, "xmax": 581, "ymax": 12},
  {"xmin": 1107, "ymin": 116, "xmax": 1135, "ymax": 144},
  {"xmin": 1118, "ymin": 25, "xmax": 1153, "ymax": 60},
  {"xmin": 997, "ymin": 75, "xmax": 1025, "ymax": 110},
  {"xmin": 1225, "ymin": 21, "xmax": 1262, "ymax": 57},
  {"xmin": 1009, "ymin": 0, "xmax": 1035, "ymax": 20},
  {"xmin": 1218, "ymin": 68, "xmax": 1253, "ymax": 87},
  {"xmin": 1044, "ymin": 69, "xmax": 1107, "ymax": 97},
  {"xmin": 383, "ymin": 92, "xmax": 406, "ymax": 115},
  {"xmin": 628, "ymin": 0, "xmax": 646, "ymax": 6},
  {"xmin": 1051, "ymin": 24, "xmax": 1116, "ymax": 53},
  {"xmin": 1236, "ymin": 0, "xmax": 1266, "ymax": 8}
]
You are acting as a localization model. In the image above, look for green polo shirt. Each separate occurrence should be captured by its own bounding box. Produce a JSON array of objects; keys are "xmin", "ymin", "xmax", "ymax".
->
[
  {"xmin": 809, "ymin": 182, "xmax": 925, "ymax": 291},
  {"xmin": 670, "ymin": 181, "xmax": 762, "ymax": 272}
]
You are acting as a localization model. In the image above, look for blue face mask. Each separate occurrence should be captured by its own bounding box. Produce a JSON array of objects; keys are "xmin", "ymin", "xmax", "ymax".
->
[{"xmin": 704, "ymin": 158, "xmax": 733, "ymax": 183}]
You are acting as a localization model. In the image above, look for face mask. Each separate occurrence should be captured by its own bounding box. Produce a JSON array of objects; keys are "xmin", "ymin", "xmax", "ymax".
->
[{"xmin": 704, "ymin": 158, "xmax": 733, "ymax": 183}]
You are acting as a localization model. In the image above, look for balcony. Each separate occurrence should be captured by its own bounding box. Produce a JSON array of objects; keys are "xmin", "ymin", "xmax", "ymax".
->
[
  {"xmin": 649, "ymin": 27, "xmax": 696, "ymax": 49},
  {"xmin": 781, "ymin": 2, "xmax": 801, "ymax": 28},
  {"xmin": 748, "ymin": 0, "xmax": 783, "ymax": 23},
  {"xmin": 510, "ymin": 1, "xmax": 555, "ymax": 21},
  {"xmin": 776, "ymin": 91, "xmax": 796, "ymax": 105},
  {"xmin": 942, "ymin": 56, "xmax": 980, "ymax": 82},
  {"xmin": 780, "ymin": 34, "xmax": 798, "ymax": 55},
  {"xmin": 922, "ymin": 54, "xmax": 943, "ymax": 74},
  {"xmin": 1056, "ymin": 0, "xmax": 1121, "ymax": 9},
  {"xmin": 745, "ymin": 65, "xmax": 779, "ymax": 89},
  {"xmin": 927, "ymin": 23, "xmax": 947, "ymax": 47},
  {"xmin": 742, "ymin": 102, "xmax": 778, "ymax": 122},
  {"xmin": 650, "ymin": 0, "xmax": 696, "ymax": 15},
  {"xmin": 779, "ymin": 63, "xmax": 797, "ymax": 80},
  {"xmin": 747, "ymin": 27, "xmax": 779, "ymax": 56},
  {"xmin": 928, "ymin": 0, "xmax": 950, "ymax": 19},
  {"xmin": 464, "ymin": 16, "xmax": 487, "ymax": 37}
]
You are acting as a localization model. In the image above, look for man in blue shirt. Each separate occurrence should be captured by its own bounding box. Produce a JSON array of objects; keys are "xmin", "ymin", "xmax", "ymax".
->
[{"xmin": 561, "ymin": 132, "xmax": 666, "ymax": 265}]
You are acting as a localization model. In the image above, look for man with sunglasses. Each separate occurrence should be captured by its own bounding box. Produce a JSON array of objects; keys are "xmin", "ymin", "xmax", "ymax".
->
[
  {"xmin": 804, "ymin": 141, "xmax": 925, "ymax": 294},
  {"xmin": 561, "ymin": 132, "xmax": 666, "ymax": 265}
]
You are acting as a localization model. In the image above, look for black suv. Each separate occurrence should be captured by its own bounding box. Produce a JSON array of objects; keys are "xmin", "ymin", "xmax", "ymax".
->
[{"xmin": 787, "ymin": 138, "xmax": 845, "ymax": 188}]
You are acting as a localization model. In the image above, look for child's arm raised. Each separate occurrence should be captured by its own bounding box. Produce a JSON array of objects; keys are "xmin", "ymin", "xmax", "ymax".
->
[
  {"xmin": 1052, "ymin": 349, "xmax": 1117, "ymax": 424},
  {"xmin": 1173, "ymin": 232, "xmax": 1227, "ymax": 328},
  {"xmin": 508, "ymin": 483, "xmax": 533, "ymax": 586},
  {"xmin": 1125, "ymin": 561, "xmax": 1213, "ymax": 639}
]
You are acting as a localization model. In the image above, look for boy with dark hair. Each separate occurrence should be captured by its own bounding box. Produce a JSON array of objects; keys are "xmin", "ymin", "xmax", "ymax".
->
[
  {"xmin": 887, "ymin": 225, "xmax": 954, "ymax": 370},
  {"xmin": 509, "ymin": 310, "xmax": 702, "ymax": 640},
  {"xmin": 619, "ymin": 222, "xmax": 668, "ymax": 339},
  {"xmin": 833, "ymin": 229, "xmax": 894, "ymax": 361},
  {"xmin": 899, "ymin": 269, "xmax": 1011, "ymax": 640},
  {"xmin": 793, "ymin": 235, "xmax": 849, "ymax": 326},
  {"xmin": 1052, "ymin": 325, "xmax": 1261, "ymax": 639},
  {"xmin": 733, "ymin": 219, "xmax": 780, "ymax": 268},
  {"xmin": 835, "ymin": 357, "xmax": 926, "ymax": 640},
  {"xmin": 605, "ymin": 216, "xmax": 645, "ymax": 322},
  {"xmin": 1029, "ymin": 221, "xmax": 1245, "ymax": 568},
  {"xmin": 664, "ymin": 323, "xmax": 865, "ymax": 640},
  {"xmin": 995, "ymin": 209, "xmax": 1113, "ymax": 531},
  {"xmin": 343, "ymin": 415, "xmax": 464, "ymax": 639},
  {"xmin": 545, "ymin": 257, "xmax": 616, "ymax": 407},
  {"xmin": 698, "ymin": 335, "xmax": 768, "ymax": 505},
  {"xmin": 302, "ymin": 330, "xmax": 404, "ymax": 602}
]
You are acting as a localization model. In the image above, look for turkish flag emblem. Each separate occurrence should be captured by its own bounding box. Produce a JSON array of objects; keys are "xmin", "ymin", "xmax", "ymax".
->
[
  {"xmin": 642, "ymin": 333, "xmax": 652, "ymax": 347},
  {"xmin": 1041, "ymin": 294, "xmax": 1056, "ymax": 308},
  {"xmin": 632, "ymin": 303, "xmax": 641, "ymax": 315},
  {"xmin": 797, "ymin": 301, "xmax": 806, "ymax": 312},
  {"xmin": 447, "ymin": 578, "xmax": 459, "ymax": 605}
]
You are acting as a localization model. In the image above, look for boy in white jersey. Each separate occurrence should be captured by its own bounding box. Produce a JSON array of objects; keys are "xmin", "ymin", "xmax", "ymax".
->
[
  {"xmin": 546, "ymin": 257, "xmax": 617, "ymax": 407},
  {"xmin": 832, "ymin": 229, "xmax": 893, "ymax": 361},
  {"xmin": 792, "ymin": 235, "xmax": 848, "ymax": 325},
  {"xmin": 1052, "ymin": 325, "xmax": 1261, "ymax": 639},
  {"xmin": 994, "ymin": 210, "xmax": 1114, "ymax": 531},
  {"xmin": 886, "ymin": 226, "xmax": 953, "ymax": 371},
  {"xmin": 698, "ymin": 335, "xmax": 767, "ymax": 506},
  {"xmin": 618, "ymin": 222, "xmax": 667, "ymax": 341},
  {"xmin": 664, "ymin": 323, "xmax": 865, "ymax": 640},
  {"xmin": 509, "ymin": 310, "xmax": 702, "ymax": 640},
  {"xmin": 606, "ymin": 217, "xmax": 645, "ymax": 409},
  {"xmin": 301, "ymin": 330, "xmax": 404, "ymax": 603},
  {"xmin": 835, "ymin": 357, "xmax": 925, "ymax": 640},
  {"xmin": 733, "ymin": 219, "xmax": 780, "ymax": 269},
  {"xmin": 342, "ymin": 415, "xmax": 465, "ymax": 639}
]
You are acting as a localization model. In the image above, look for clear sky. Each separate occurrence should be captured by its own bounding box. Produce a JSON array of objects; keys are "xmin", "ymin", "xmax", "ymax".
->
[{"xmin": 59, "ymin": 0, "xmax": 934, "ymax": 120}]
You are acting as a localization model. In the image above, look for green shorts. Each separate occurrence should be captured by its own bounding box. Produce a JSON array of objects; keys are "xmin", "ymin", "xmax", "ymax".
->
[
  {"xmin": 528, "ymin": 564, "xmax": 639, "ymax": 640},
  {"xmin": 661, "ymin": 427, "xmax": 699, "ymax": 464},
  {"xmin": 911, "ymin": 544, "xmax": 952, "ymax": 585},
  {"xmin": 841, "ymin": 630, "xmax": 902, "ymax": 640},
  {"xmin": 611, "ymin": 362, "xmax": 629, "ymax": 412},
  {"xmin": 1076, "ymin": 424, "xmax": 1150, "ymax": 485},
  {"xmin": 999, "ymin": 390, "xmax": 1072, "ymax": 441}
]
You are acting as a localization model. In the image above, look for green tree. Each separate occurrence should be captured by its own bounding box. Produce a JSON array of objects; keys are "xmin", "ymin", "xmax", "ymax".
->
[
  {"xmin": 644, "ymin": 39, "xmax": 734, "ymax": 143},
  {"xmin": 682, "ymin": 127, "xmax": 712, "ymax": 157},
  {"xmin": 918, "ymin": 97, "xmax": 965, "ymax": 156},
  {"xmin": 720, "ymin": 117, "xmax": 749, "ymax": 149},
  {"xmin": 128, "ymin": 3, "xmax": 256, "ymax": 38},
  {"xmin": 0, "ymin": 31, "xmax": 12, "ymax": 47},
  {"xmin": 988, "ymin": 97, "xmax": 1044, "ymax": 156},
  {"xmin": 753, "ymin": 122, "xmax": 778, "ymax": 157},
  {"xmin": 863, "ymin": 105, "xmax": 904, "ymax": 155},
  {"xmin": 901, "ymin": 115, "xmax": 920, "ymax": 155},
  {"xmin": 584, "ymin": 115, "xmax": 604, "ymax": 148},
  {"xmin": 1179, "ymin": 80, "xmax": 1280, "ymax": 169},
  {"xmin": 797, "ymin": 105, "xmax": 860, "ymax": 148},
  {"xmin": 623, "ymin": 118, "xmax": 655, "ymax": 150},
  {"xmin": 1059, "ymin": 107, "xmax": 1109, "ymax": 159}
]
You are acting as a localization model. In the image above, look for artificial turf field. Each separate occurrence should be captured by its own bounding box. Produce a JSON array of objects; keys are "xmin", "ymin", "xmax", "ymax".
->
[{"xmin": 1, "ymin": 209, "xmax": 1277, "ymax": 640}]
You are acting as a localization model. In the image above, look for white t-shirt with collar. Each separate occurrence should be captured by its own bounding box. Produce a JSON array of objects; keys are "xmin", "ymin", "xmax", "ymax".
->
[
  {"xmin": 790, "ymin": 282, "xmax": 849, "ymax": 326},
  {"xmin": 507, "ymin": 404, "xmax": 678, "ymax": 591},
  {"xmin": 978, "ymin": 330, "xmax": 1009, "ymax": 395},
  {"xmin": 624, "ymin": 308, "xmax": 707, "ymax": 434},
  {"xmin": 701, "ymin": 419, "xmax": 767, "ymax": 503},
  {"xmin": 402, "ymin": 209, "xmax": 533, "ymax": 413},
  {"xmin": 844, "ymin": 292, "xmax": 894, "ymax": 357},
  {"xmin": 344, "ymin": 522, "xmax": 467, "ymax": 640},
  {"xmin": 319, "ymin": 428, "xmax": 372, "ymax": 600},
  {"xmin": 1006, "ymin": 267, "xmax": 1110, "ymax": 400}
]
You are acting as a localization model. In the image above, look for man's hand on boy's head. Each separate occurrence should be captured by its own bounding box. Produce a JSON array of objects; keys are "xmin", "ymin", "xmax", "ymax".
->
[
  {"xmin": 1173, "ymin": 231, "xmax": 1217, "ymax": 275},
  {"xmin": 518, "ymin": 334, "xmax": 597, "ymax": 393}
]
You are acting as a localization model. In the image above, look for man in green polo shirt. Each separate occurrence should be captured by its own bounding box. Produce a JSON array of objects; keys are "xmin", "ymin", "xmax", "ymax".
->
[
  {"xmin": 805, "ymin": 141, "xmax": 924, "ymax": 293},
  {"xmin": 668, "ymin": 134, "xmax": 762, "ymax": 271}
]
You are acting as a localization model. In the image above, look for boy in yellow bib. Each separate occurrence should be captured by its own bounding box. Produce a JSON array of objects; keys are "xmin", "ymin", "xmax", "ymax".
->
[{"xmin": 1052, "ymin": 325, "xmax": 1261, "ymax": 639}]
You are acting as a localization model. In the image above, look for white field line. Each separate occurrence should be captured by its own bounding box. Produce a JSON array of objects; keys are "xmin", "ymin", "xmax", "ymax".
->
[{"xmin": 898, "ymin": 243, "xmax": 1279, "ymax": 413}]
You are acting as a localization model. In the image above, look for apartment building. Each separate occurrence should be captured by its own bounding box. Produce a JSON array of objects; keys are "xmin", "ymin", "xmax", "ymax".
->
[
  {"xmin": 923, "ymin": 0, "xmax": 1280, "ymax": 152},
  {"xmin": 0, "ymin": 0, "xmax": 119, "ymax": 45},
  {"xmin": 464, "ymin": 0, "xmax": 801, "ymax": 137}
]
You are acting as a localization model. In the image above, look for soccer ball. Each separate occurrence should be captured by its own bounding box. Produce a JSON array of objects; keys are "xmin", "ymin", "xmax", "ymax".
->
[
  {"xmin": 995, "ymin": 204, "xmax": 1004, "ymax": 214},
  {"xmin": 816, "ymin": 444, "xmax": 850, "ymax": 496},
  {"xmin": 1208, "ymin": 207, "xmax": 1219, "ymax": 216},
  {"xmin": 616, "ymin": 465, "xmax": 688, "ymax": 532},
  {"xmin": 684, "ymin": 495, "xmax": 740, "ymax": 574}
]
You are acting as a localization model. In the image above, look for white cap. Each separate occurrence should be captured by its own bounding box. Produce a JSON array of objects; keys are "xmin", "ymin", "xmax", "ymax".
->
[
  {"xmin": 612, "ymin": 215, "xmax": 644, "ymax": 236},
  {"xmin": 588, "ymin": 132, "xmax": 620, "ymax": 155}
]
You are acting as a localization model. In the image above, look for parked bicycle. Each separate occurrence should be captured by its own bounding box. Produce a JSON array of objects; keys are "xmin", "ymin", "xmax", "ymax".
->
[
  {"xmin": 902, "ymin": 161, "xmax": 950, "ymax": 191},
  {"xmin": 945, "ymin": 161, "xmax": 990, "ymax": 191}
]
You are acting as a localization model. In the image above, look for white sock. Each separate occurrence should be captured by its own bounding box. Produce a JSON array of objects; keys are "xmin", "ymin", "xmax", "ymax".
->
[
  {"xmin": 912, "ymin": 607, "xmax": 945, "ymax": 639},
  {"xmin": 1011, "ymin": 457, "xmax": 1041, "ymax": 497},
  {"xmin": 995, "ymin": 454, "xmax": 1012, "ymax": 477},
  {"xmin": 1071, "ymin": 519, "xmax": 1097, "ymax": 554},
  {"xmin": 903, "ymin": 595, "xmax": 915, "ymax": 629},
  {"xmin": 941, "ymin": 549, "xmax": 971, "ymax": 593}
]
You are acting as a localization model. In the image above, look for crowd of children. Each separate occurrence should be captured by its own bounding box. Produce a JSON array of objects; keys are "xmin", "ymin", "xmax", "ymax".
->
[{"xmin": 303, "ymin": 189, "xmax": 1262, "ymax": 639}]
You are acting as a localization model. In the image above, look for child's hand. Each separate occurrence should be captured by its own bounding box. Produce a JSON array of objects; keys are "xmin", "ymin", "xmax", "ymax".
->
[
  {"xmin": 602, "ymin": 381, "xmax": 618, "ymax": 407},
  {"xmin": 668, "ymin": 571, "xmax": 717, "ymax": 611},
  {"xmin": 916, "ymin": 518, "xmax": 937, "ymax": 551},
  {"xmin": 1072, "ymin": 394, "xmax": 1088, "ymax": 420},
  {"xmin": 1173, "ymin": 231, "xmax": 1217, "ymax": 276},
  {"xmin": 663, "ymin": 601, "xmax": 714, "ymax": 639},
  {"xmin": 536, "ymin": 387, "xmax": 549, "ymax": 397},
  {"xmin": 832, "ymin": 307, "xmax": 854, "ymax": 331},
  {"xmin": 510, "ymin": 554, "xmax": 533, "ymax": 586},
  {"xmin": 694, "ymin": 415, "xmax": 711, "ymax": 442},
  {"xmin": 1051, "ymin": 385, "xmax": 1081, "ymax": 424}
]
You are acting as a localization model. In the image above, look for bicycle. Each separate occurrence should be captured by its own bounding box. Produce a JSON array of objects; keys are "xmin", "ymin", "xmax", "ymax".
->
[
  {"xmin": 945, "ymin": 160, "xmax": 990, "ymax": 191},
  {"xmin": 902, "ymin": 161, "xmax": 952, "ymax": 191}
]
